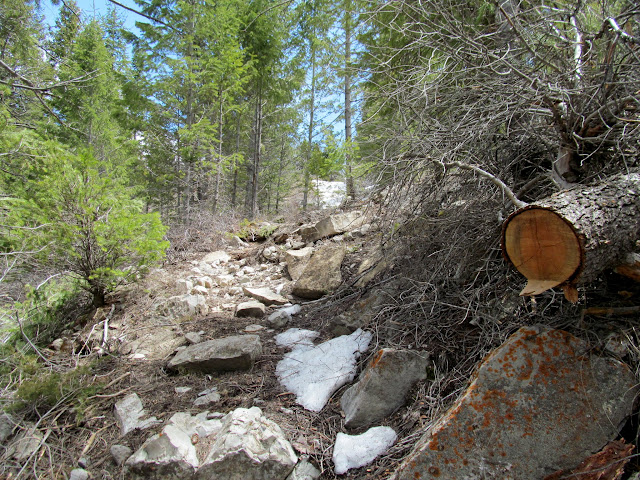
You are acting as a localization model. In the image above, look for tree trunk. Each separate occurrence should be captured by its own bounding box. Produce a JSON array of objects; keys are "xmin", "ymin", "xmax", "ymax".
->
[
  {"xmin": 501, "ymin": 173, "xmax": 640, "ymax": 300},
  {"xmin": 344, "ymin": 0, "xmax": 355, "ymax": 199},
  {"xmin": 303, "ymin": 40, "xmax": 316, "ymax": 211}
]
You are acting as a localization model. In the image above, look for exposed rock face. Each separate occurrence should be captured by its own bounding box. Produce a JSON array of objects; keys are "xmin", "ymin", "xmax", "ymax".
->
[
  {"xmin": 114, "ymin": 393, "xmax": 161, "ymax": 436},
  {"xmin": 197, "ymin": 407, "xmax": 298, "ymax": 479},
  {"xmin": 284, "ymin": 247, "xmax": 313, "ymax": 282},
  {"xmin": 292, "ymin": 246, "xmax": 345, "ymax": 299},
  {"xmin": 0, "ymin": 413, "xmax": 15, "ymax": 443},
  {"xmin": 341, "ymin": 348, "xmax": 429, "ymax": 428},
  {"xmin": 167, "ymin": 335, "xmax": 262, "ymax": 373},
  {"xmin": 235, "ymin": 300, "xmax": 267, "ymax": 317},
  {"xmin": 242, "ymin": 286, "xmax": 288, "ymax": 306},
  {"xmin": 300, "ymin": 212, "xmax": 365, "ymax": 243},
  {"xmin": 392, "ymin": 326, "xmax": 638, "ymax": 480}
]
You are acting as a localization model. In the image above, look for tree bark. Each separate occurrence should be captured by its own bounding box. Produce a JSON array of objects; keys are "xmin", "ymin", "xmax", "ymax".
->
[{"xmin": 501, "ymin": 173, "xmax": 640, "ymax": 299}]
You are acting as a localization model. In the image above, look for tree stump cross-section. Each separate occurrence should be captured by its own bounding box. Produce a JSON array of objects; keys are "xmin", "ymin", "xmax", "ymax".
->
[{"xmin": 501, "ymin": 173, "xmax": 640, "ymax": 301}]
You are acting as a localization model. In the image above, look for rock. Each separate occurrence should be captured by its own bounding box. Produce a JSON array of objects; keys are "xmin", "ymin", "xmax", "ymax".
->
[
  {"xmin": 292, "ymin": 246, "xmax": 345, "ymax": 299},
  {"xmin": 202, "ymin": 250, "xmax": 231, "ymax": 264},
  {"xmin": 235, "ymin": 300, "xmax": 266, "ymax": 318},
  {"xmin": 392, "ymin": 326, "xmax": 638, "ymax": 480},
  {"xmin": 191, "ymin": 285, "xmax": 209, "ymax": 296},
  {"xmin": 286, "ymin": 458, "xmax": 321, "ymax": 480},
  {"xmin": 244, "ymin": 324, "xmax": 265, "ymax": 333},
  {"xmin": 156, "ymin": 294, "xmax": 209, "ymax": 320},
  {"xmin": 177, "ymin": 279, "xmax": 194, "ymax": 294},
  {"xmin": 175, "ymin": 386, "xmax": 192, "ymax": 394},
  {"xmin": 6, "ymin": 424, "xmax": 42, "ymax": 460},
  {"xmin": 300, "ymin": 211, "xmax": 365, "ymax": 243},
  {"xmin": 195, "ymin": 276, "xmax": 214, "ymax": 288},
  {"xmin": 114, "ymin": 393, "xmax": 161, "ymax": 436},
  {"xmin": 50, "ymin": 338, "xmax": 65, "ymax": 351},
  {"xmin": 284, "ymin": 247, "xmax": 313, "ymax": 281},
  {"xmin": 242, "ymin": 286, "xmax": 288, "ymax": 306},
  {"xmin": 332, "ymin": 427, "xmax": 397, "ymax": 475},
  {"xmin": 341, "ymin": 349, "xmax": 429, "ymax": 428},
  {"xmin": 354, "ymin": 247, "xmax": 388, "ymax": 288},
  {"xmin": 197, "ymin": 407, "xmax": 298, "ymax": 479},
  {"xmin": 127, "ymin": 412, "xmax": 223, "ymax": 479},
  {"xmin": 69, "ymin": 468, "xmax": 89, "ymax": 480},
  {"xmin": 0, "ymin": 412, "xmax": 15, "ymax": 443},
  {"xmin": 78, "ymin": 456, "xmax": 90, "ymax": 468},
  {"xmin": 267, "ymin": 309, "xmax": 291, "ymax": 329},
  {"xmin": 230, "ymin": 235, "xmax": 247, "ymax": 248},
  {"xmin": 194, "ymin": 390, "xmax": 221, "ymax": 407},
  {"xmin": 214, "ymin": 274, "xmax": 235, "ymax": 287},
  {"xmin": 185, "ymin": 332, "xmax": 203, "ymax": 345},
  {"xmin": 110, "ymin": 444, "xmax": 132, "ymax": 466},
  {"xmin": 167, "ymin": 335, "xmax": 262, "ymax": 373},
  {"xmin": 262, "ymin": 245, "xmax": 280, "ymax": 262}
]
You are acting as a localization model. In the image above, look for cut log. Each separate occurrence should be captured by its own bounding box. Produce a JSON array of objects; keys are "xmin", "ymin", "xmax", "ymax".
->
[{"xmin": 502, "ymin": 173, "xmax": 640, "ymax": 300}]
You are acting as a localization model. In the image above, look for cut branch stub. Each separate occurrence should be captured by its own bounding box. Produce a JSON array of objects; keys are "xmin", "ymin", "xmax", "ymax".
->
[
  {"xmin": 503, "ymin": 207, "xmax": 583, "ymax": 296},
  {"xmin": 502, "ymin": 173, "xmax": 640, "ymax": 300}
]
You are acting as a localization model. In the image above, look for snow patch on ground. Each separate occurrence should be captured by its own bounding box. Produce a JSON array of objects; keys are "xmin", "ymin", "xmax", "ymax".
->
[
  {"xmin": 275, "ymin": 328, "xmax": 319, "ymax": 349},
  {"xmin": 332, "ymin": 426, "xmax": 398, "ymax": 474},
  {"xmin": 275, "ymin": 329, "xmax": 372, "ymax": 412},
  {"xmin": 314, "ymin": 180, "xmax": 346, "ymax": 208}
]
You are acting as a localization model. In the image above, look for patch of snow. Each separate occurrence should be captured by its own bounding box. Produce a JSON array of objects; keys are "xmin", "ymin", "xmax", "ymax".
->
[
  {"xmin": 275, "ymin": 329, "xmax": 372, "ymax": 412},
  {"xmin": 275, "ymin": 328, "xmax": 319, "ymax": 349},
  {"xmin": 332, "ymin": 426, "xmax": 397, "ymax": 475},
  {"xmin": 315, "ymin": 180, "xmax": 346, "ymax": 208}
]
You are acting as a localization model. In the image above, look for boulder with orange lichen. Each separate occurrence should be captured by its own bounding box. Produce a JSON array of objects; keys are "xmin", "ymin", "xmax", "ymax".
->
[{"xmin": 391, "ymin": 326, "xmax": 637, "ymax": 480}]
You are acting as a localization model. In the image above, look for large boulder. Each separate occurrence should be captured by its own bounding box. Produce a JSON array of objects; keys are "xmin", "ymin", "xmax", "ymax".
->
[
  {"xmin": 196, "ymin": 407, "xmax": 298, "ymax": 479},
  {"xmin": 392, "ymin": 326, "xmax": 638, "ymax": 480},
  {"xmin": 341, "ymin": 349, "xmax": 429, "ymax": 428},
  {"xmin": 242, "ymin": 286, "xmax": 288, "ymax": 306},
  {"xmin": 299, "ymin": 212, "xmax": 365, "ymax": 243},
  {"xmin": 167, "ymin": 335, "xmax": 262, "ymax": 373},
  {"xmin": 292, "ymin": 246, "xmax": 345, "ymax": 299},
  {"xmin": 284, "ymin": 248, "xmax": 313, "ymax": 282}
]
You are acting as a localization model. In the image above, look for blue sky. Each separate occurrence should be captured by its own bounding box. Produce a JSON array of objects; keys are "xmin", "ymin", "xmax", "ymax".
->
[{"xmin": 42, "ymin": 0, "xmax": 140, "ymax": 31}]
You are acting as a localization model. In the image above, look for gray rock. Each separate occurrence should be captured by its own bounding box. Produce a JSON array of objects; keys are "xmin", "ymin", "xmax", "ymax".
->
[
  {"xmin": 244, "ymin": 324, "xmax": 265, "ymax": 333},
  {"xmin": 194, "ymin": 391, "xmax": 221, "ymax": 407},
  {"xmin": 114, "ymin": 393, "xmax": 161, "ymax": 436},
  {"xmin": 127, "ymin": 412, "xmax": 223, "ymax": 480},
  {"xmin": 0, "ymin": 413, "xmax": 15, "ymax": 443},
  {"xmin": 284, "ymin": 247, "xmax": 313, "ymax": 282},
  {"xmin": 242, "ymin": 286, "xmax": 288, "ymax": 306},
  {"xmin": 300, "ymin": 211, "xmax": 365, "ymax": 243},
  {"xmin": 292, "ymin": 246, "xmax": 345, "ymax": 299},
  {"xmin": 110, "ymin": 444, "xmax": 132, "ymax": 466},
  {"xmin": 214, "ymin": 274, "xmax": 235, "ymax": 287},
  {"xmin": 69, "ymin": 468, "xmax": 89, "ymax": 480},
  {"xmin": 167, "ymin": 335, "xmax": 262, "ymax": 373},
  {"xmin": 196, "ymin": 407, "xmax": 298, "ymax": 479},
  {"xmin": 231, "ymin": 235, "xmax": 247, "ymax": 248},
  {"xmin": 177, "ymin": 279, "xmax": 194, "ymax": 294},
  {"xmin": 78, "ymin": 456, "xmax": 90, "ymax": 468},
  {"xmin": 392, "ymin": 326, "xmax": 638, "ymax": 480},
  {"xmin": 202, "ymin": 250, "xmax": 231, "ymax": 264},
  {"xmin": 185, "ymin": 332, "xmax": 202, "ymax": 344},
  {"xmin": 235, "ymin": 301, "xmax": 266, "ymax": 318},
  {"xmin": 341, "ymin": 349, "xmax": 429, "ymax": 428},
  {"xmin": 156, "ymin": 294, "xmax": 208, "ymax": 320},
  {"xmin": 286, "ymin": 458, "xmax": 321, "ymax": 480},
  {"xmin": 267, "ymin": 309, "xmax": 291, "ymax": 329},
  {"xmin": 6, "ymin": 424, "xmax": 42, "ymax": 460}
]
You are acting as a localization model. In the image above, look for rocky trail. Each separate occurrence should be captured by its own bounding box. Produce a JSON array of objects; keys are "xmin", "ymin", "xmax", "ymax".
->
[{"xmin": 2, "ymin": 202, "xmax": 639, "ymax": 480}]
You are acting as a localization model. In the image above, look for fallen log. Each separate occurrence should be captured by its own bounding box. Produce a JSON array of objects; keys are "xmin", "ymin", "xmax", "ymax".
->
[{"xmin": 501, "ymin": 173, "xmax": 640, "ymax": 300}]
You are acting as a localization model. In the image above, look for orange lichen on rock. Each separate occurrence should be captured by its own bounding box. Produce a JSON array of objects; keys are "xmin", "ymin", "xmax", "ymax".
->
[{"xmin": 391, "ymin": 326, "xmax": 637, "ymax": 480}]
